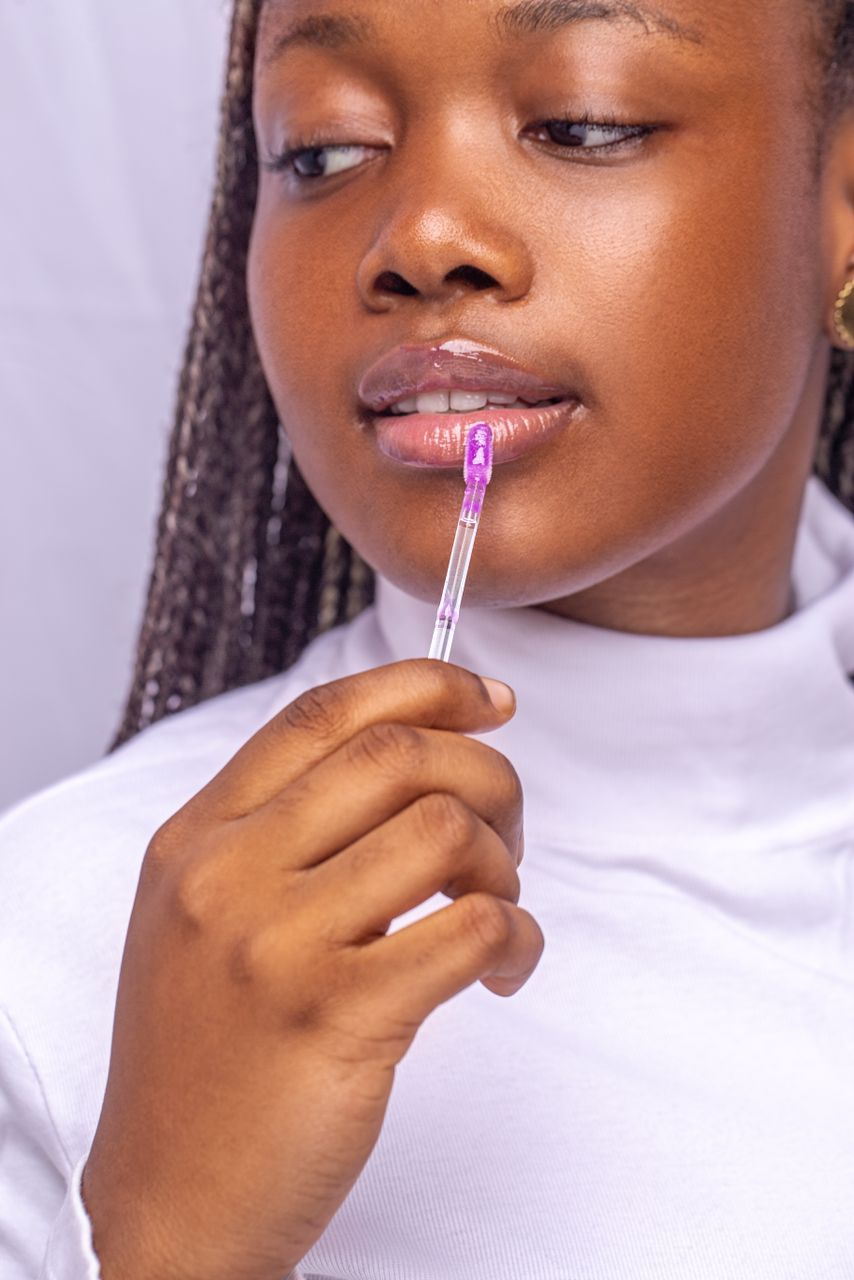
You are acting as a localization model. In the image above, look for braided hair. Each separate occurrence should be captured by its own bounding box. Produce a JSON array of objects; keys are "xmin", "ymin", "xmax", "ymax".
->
[{"xmin": 107, "ymin": 0, "xmax": 854, "ymax": 753}]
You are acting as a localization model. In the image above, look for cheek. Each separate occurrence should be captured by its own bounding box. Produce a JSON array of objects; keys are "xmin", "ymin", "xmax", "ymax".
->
[
  {"xmin": 248, "ymin": 204, "xmax": 358, "ymax": 472},
  {"xmin": 550, "ymin": 149, "xmax": 818, "ymax": 435},
  {"xmin": 247, "ymin": 206, "xmax": 331, "ymax": 416},
  {"xmin": 247, "ymin": 202, "xmax": 388, "ymax": 550},
  {"xmin": 535, "ymin": 149, "xmax": 820, "ymax": 521}
]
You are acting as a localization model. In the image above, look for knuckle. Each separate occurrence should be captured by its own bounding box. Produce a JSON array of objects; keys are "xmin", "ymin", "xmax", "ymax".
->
[
  {"xmin": 225, "ymin": 926, "xmax": 325, "ymax": 1024},
  {"xmin": 460, "ymin": 892, "xmax": 512, "ymax": 953},
  {"xmin": 279, "ymin": 682, "xmax": 347, "ymax": 741},
  {"xmin": 145, "ymin": 813, "xmax": 181, "ymax": 858},
  {"xmin": 351, "ymin": 721, "xmax": 425, "ymax": 777},
  {"xmin": 166, "ymin": 842, "xmax": 232, "ymax": 932},
  {"xmin": 416, "ymin": 792, "xmax": 477, "ymax": 852},
  {"xmin": 142, "ymin": 813, "xmax": 190, "ymax": 886},
  {"xmin": 508, "ymin": 867, "xmax": 522, "ymax": 905},
  {"xmin": 169, "ymin": 861, "xmax": 216, "ymax": 931},
  {"xmin": 495, "ymin": 751, "xmax": 524, "ymax": 812},
  {"xmin": 226, "ymin": 926, "xmax": 278, "ymax": 989}
]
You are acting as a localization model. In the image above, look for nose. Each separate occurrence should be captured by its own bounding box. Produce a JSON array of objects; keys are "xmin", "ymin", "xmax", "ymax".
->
[{"xmin": 355, "ymin": 159, "xmax": 535, "ymax": 311}]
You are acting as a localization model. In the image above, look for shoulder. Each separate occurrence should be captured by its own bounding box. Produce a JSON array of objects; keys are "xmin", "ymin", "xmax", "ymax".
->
[
  {"xmin": 0, "ymin": 618, "xmax": 369, "ymax": 1159},
  {"xmin": 1, "ymin": 673, "xmax": 271, "ymax": 929},
  {"xmin": 0, "ymin": 684, "xmax": 251, "ymax": 1027},
  {"xmin": 0, "ymin": 614, "xmax": 362, "ymax": 989}
]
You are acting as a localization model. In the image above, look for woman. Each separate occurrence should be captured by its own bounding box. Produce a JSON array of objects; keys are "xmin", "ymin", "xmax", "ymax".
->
[{"xmin": 2, "ymin": 0, "xmax": 854, "ymax": 1276}]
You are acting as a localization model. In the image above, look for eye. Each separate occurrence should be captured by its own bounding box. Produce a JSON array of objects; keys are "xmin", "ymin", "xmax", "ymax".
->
[
  {"xmin": 261, "ymin": 141, "xmax": 377, "ymax": 182},
  {"xmin": 532, "ymin": 114, "xmax": 655, "ymax": 155}
]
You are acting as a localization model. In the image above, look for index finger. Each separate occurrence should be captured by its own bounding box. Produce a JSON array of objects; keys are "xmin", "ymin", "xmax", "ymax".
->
[{"xmin": 187, "ymin": 659, "xmax": 516, "ymax": 821}]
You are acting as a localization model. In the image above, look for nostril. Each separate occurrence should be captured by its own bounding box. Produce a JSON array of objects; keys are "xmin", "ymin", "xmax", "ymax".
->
[
  {"xmin": 445, "ymin": 264, "xmax": 499, "ymax": 290},
  {"xmin": 375, "ymin": 270, "xmax": 418, "ymax": 296}
]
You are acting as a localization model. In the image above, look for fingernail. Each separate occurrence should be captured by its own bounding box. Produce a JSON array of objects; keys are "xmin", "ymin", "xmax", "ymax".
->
[{"xmin": 480, "ymin": 677, "xmax": 516, "ymax": 716}]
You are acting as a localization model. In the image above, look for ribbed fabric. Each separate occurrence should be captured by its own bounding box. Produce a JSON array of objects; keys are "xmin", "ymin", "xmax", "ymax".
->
[{"xmin": 1, "ymin": 474, "xmax": 853, "ymax": 1278}]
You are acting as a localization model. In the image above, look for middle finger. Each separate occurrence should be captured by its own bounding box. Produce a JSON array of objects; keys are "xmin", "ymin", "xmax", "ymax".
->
[{"xmin": 233, "ymin": 722, "xmax": 524, "ymax": 870}]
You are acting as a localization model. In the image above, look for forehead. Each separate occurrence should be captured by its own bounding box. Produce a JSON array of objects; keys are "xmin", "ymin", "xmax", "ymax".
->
[
  {"xmin": 255, "ymin": 0, "xmax": 815, "ymax": 114},
  {"xmin": 257, "ymin": 0, "xmax": 798, "ymax": 51}
]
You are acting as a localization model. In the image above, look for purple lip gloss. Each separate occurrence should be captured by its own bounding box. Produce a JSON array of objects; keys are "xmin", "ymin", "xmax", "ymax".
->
[{"xmin": 428, "ymin": 423, "xmax": 494, "ymax": 662}]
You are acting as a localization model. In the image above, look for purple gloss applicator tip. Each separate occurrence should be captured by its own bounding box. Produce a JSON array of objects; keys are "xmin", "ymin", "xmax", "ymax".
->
[
  {"xmin": 428, "ymin": 423, "xmax": 494, "ymax": 662},
  {"xmin": 464, "ymin": 421, "xmax": 494, "ymax": 487}
]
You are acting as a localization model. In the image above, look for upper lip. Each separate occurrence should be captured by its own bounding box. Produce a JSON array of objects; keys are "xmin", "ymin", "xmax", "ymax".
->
[{"xmin": 357, "ymin": 339, "xmax": 579, "ymax": 413}]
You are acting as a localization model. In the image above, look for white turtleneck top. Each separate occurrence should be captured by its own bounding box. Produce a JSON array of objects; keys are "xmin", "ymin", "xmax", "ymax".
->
[{"xmin": 2, "ymin": 474, "xmax": 854, "ymax": 1280}]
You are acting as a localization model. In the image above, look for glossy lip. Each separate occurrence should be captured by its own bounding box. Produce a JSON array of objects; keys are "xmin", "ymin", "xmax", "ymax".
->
[
  {"xmin": 357, "ymin": 339, "xmax": 578, "ymax": 412},
  {"xmin": 374, "ymin": 399, "xmax": 582, "ymax": 468}
]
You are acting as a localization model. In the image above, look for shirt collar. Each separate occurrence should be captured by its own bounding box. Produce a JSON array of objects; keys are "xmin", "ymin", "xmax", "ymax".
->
[{"xmin": 371, "ymin": 476, "xmax": 854, "ymax": 855}]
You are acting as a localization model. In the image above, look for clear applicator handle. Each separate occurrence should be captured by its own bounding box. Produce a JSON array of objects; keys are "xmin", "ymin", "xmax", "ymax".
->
[
  {"xmin": 428, "ymin": 479, "xmax": 486, "ymax": 660},
  {"xmin": 428, "ymin": 423, "xmax": 493, "ymax": 662}
]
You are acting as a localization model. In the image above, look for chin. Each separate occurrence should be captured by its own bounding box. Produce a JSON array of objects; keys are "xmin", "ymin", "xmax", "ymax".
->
[{"xmin": 360, "ymin": 544, "xmax": 574, "ymax": 612}]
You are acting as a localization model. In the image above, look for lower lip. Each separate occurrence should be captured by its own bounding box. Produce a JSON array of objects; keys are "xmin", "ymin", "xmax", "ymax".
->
[{"xmin": 372, "ymin": 400, "xmax": 582, "ymax": 468}]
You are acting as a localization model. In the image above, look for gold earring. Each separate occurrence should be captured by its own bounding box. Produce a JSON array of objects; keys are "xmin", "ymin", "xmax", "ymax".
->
[{"xmin": 833, "ymin": 278, "xmax": 854, "ymax": 349}]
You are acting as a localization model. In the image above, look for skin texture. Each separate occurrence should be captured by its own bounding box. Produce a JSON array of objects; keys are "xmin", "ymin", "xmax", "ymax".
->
[{"xmin": 249, "ymin": 0, "xmax": 854, "ymax": 637}]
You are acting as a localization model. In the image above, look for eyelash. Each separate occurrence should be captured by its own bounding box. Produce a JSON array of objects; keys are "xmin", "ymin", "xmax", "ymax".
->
[
  {"xmin": 534, "ymin": 112, "xmax": 654, "ymax": 154},
  {"xmin": 260, "ymin": 113, "xmax": 656, "ymax": 183}
]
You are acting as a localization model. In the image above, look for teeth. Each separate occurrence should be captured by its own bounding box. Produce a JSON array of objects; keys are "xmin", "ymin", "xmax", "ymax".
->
[
  {"xmin": 449, "ymin": 390, "xmax": 488, "ymax": 411},
  {"xmin": 416, "ymin": 391, "xmax": 450, "ymax": 413},
  {"xmin": 387, "ymin": 391, "xmax": 556, "ymax": 414},
  {"xmin": 486, "ymin": 392, "xmax": 517, "ymax": 405}
]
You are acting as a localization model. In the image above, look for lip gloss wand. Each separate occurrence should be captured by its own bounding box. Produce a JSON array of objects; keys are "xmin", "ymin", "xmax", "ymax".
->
[{"xmin": 428, "ymin": 422, "xmax": 494, "ymax": 662}]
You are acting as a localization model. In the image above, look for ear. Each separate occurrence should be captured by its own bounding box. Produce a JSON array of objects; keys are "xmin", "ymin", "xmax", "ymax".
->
[{"xmin": 822, "ymin": 110, "xmax": 854, "ymax": 350}]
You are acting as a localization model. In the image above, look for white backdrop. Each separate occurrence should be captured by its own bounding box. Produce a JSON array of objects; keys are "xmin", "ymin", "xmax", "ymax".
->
[{"xmin": 0, "ymin": 1, "xmax": 232, "ymax": 815}]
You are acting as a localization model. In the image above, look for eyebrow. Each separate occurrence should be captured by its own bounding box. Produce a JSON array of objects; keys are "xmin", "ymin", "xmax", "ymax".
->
[
  {"xmin": 259, "ymin": 0, "xmax": 703, "ymax": 69},
  {"xmin": 259, "ymin": 12, "xmax": 372, "ymax": 68},
  {"xmin": 494, "ymin": 0, "xmax": 703, "ymax": 45}
]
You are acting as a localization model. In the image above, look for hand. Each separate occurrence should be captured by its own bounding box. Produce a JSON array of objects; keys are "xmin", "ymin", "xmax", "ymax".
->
[{"xmin": 82, "ymin": 659, "xmax": 544, "ymax": 1280}]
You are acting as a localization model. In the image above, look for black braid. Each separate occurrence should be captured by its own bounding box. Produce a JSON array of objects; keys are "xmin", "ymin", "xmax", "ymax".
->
[{"xmin": 107, "ymin": 0, "xmax": 374, "ymax": 752}]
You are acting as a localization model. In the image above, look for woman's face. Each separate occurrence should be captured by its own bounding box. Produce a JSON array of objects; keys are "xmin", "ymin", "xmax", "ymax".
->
[{"xmin": 248, "ymin": 0, "xmax": 848, "ymax": 634}]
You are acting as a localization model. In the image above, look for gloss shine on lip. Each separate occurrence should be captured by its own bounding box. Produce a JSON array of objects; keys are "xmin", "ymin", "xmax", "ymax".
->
[{"xmin": 359, "ymin": 341, "xmax": 583, "ymax": 469}]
